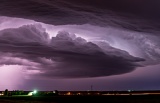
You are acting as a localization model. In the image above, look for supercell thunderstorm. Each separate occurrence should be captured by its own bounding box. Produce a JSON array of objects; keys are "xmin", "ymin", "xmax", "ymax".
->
[
  {"xmin": 0, "ymin": 0, "xmax": 160, "ymax": 90},
  {"xmin": 0, "ymin": 17, "xmax": 160, "ymax": 79}
]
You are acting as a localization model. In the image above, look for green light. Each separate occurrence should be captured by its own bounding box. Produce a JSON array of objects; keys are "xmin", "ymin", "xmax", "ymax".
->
[{"xmin": 33, "ymin": 90, "xmax": 37, "ymax": 94}]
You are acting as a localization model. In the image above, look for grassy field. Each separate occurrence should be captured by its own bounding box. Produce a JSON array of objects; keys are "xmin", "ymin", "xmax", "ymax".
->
[{"xmin": 1, "ymin": 95, "xmax": 160, "ymax": 103}]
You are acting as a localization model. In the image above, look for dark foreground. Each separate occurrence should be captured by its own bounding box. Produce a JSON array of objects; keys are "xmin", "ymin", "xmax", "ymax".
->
[{"xmin": 1, "ymin": 95, "xmax": 160, "ymax": 103}]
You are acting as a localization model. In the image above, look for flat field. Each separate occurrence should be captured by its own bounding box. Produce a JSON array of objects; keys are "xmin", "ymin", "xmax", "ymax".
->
[{"xmin": 0, "ymin": 95, "xmax": 160, "ymax": 103}]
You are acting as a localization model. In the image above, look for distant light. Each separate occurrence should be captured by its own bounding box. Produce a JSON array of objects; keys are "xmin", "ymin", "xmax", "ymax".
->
[
  {"xmin": 67, "ymin": 92, "xmax": 71, "ymax": 95},
  {"xmin": 128, "ymin": 90, "xmax": 131, "ymax": 92},
  {"xmin": 28, "ymin": 90, "xmax": 38, "ymax": 96},
  {"xmin": 0, "ymin": 93, "xmax": 4, "ymax": 96},
  {"xmin": 33, "ymin": 90, "xmax": 37, "ymax": 94},
  {"xmin": 77, "ymin": 93, "xmax": 81, "ymax": 95},
  {"xmin": 28, "ymin": 92, "xmax": 33, "ymax": 96}
]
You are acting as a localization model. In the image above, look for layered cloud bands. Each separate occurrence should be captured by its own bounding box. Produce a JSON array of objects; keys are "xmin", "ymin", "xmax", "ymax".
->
[
  {"xmin": 1, "ymin": 0, "xmax": 160, "ymax": 34},
  {"xmin": 0, "ymin": 24, "xmax": 144, "ymax": 78}
]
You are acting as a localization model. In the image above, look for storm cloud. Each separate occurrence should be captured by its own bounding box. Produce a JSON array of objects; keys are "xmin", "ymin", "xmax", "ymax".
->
[
  {"xmin": 0, "ymin": 24, "xmax": 144, "ymax": 78},
  {"xmin": 1, "ymin": 0, "xmax": 160, "ymax": 91},
  {"xmin": 0, "ymin": 0, "xmax": 160, "ymax": 34}
]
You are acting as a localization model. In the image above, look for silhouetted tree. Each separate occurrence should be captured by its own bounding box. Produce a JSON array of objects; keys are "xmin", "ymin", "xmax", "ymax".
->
[{"xmin": 4, "ymin": 89, "xmax": 8, "ymax": 96}]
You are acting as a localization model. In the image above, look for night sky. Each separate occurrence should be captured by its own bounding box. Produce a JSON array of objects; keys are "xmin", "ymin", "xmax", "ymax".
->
[{"xmin": 0, "ymin": 0, "xmax": 160, "ymax": 91}]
